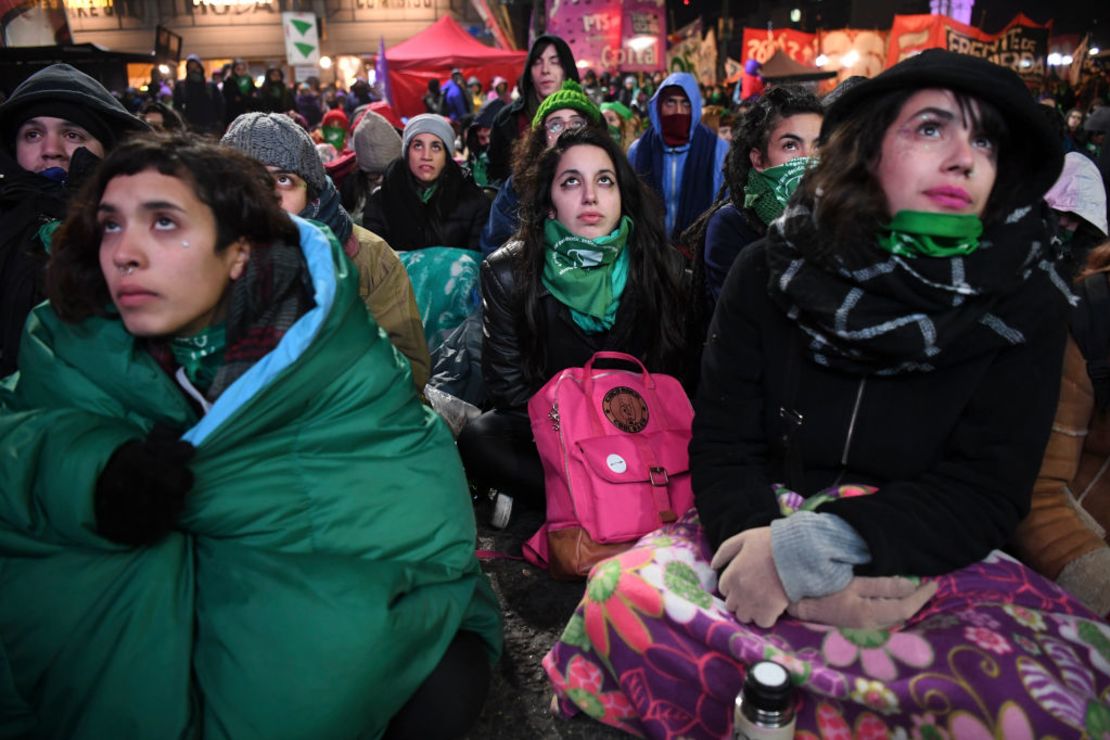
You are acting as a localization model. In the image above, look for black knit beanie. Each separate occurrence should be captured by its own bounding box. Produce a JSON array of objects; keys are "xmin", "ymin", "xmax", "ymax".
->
[{"xmin": 7, "ymin": 100, "xmax": 117, "ymax": 152}]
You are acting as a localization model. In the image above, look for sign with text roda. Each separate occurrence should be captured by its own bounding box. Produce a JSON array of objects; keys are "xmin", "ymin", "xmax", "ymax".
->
[
  {"xmin": 283, "ymin": 11, "xmax": 319, "ymax": 65},
  {"xmin": 545, "ymin": 0, "xmax": 663, "ymax": 73}
]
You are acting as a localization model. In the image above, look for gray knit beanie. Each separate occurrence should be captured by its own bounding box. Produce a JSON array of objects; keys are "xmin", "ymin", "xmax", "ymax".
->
[
  {"xmin": 352, "ymin": 110, "xmax": 402, "ymax": 174},
  {"xmin": 220, "ymin": 112, "xmax": 327, "ymax": 192},
  {"xmin": 402, "ymin": 113, "xmax": 456, "ymax": 157}
]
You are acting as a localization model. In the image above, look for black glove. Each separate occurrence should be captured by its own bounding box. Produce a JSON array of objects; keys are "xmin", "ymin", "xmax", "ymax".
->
[{"xmin": 94, "ymin": 424, "xmax": 195, "ymax": 546}]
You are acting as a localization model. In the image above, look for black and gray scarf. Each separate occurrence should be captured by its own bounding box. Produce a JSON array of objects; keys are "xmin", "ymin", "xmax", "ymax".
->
[
  {"xmin": 300, "ymin": 176, "xmax": 353, "ymax": 246},
  {"xmin": 207, "ymin": 238, "xmax": 315, "ymax": 399},
  {"xmin": 764, "ymin": 199, "xmax": 1074, "ymax": 375}
]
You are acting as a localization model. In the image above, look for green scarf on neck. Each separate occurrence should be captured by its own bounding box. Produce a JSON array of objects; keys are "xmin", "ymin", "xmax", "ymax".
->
[
  {"xmin": 418, "ymin": 181, "xmax": 439, "ymax": 204},
  {"xmin": 743, "ymin": 156, "xmax": 811, "ymax": 225},
  {"xmin": 877, "ymin": 210, "xmax": 984, "ymax": 259},
  {"xmin": 170, "ymin": 323, "xmax": 226, "ymax": 393},
  {"xmin": 541, "ymin": 215, "xmax": 632, "ymax": 333}
]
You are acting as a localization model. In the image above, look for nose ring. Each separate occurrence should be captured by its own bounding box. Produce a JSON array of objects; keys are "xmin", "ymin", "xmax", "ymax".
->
[{"xmin": 118, "ymin": 264, "xmax": 136, "ymax": 276}]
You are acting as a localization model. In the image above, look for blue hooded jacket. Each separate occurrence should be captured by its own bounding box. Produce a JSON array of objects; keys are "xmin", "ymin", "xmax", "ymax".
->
[
  {"xmin": 628, "ymin": 72, "xmax": 728, "ymax": 239},
  {"xmin": 441, "ymin": 78, "xmax": 470, "ymax": 122}
]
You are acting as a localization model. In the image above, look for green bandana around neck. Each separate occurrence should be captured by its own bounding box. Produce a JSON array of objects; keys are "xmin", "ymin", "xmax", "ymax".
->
[
  {"xmin": 541, "ymin": 215, "xmax": 633, "ymax": 333},
  {"xmin": 743, "ymin": 156, "xmax": 811, "ymax": 226},
  {"xmin": 608, "ymin": 124, "xmax": 621, "ymax": 144},
  {"xmin": 876, "ymin": 210, "xmax": 984, "ymax": 259},
  {"xmin": 236, "ymin": 75, "xmax": 252, "ymax": 94},
  {"xmin": 418, "ymin": 181, "xmax": 439, "ymax": 204},
  {"xmin": 170, "ymin": 323, "xmax": 227, "ymax": 393}
]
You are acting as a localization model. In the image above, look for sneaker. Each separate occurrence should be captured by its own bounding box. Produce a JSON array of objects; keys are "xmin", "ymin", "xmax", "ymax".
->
[{"xmin": 490, "ymin": 491, "xmax": 514, "ymax": 530}]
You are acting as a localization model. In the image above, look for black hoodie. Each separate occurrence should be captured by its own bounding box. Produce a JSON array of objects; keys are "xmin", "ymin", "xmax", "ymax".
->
[
  {"xmin": 485, "ymin": 34, "xmax": 578, "ymax": 184},
  {"xmin": 0, "ymin": 63, "xmax": 148, "ymax": 378}
]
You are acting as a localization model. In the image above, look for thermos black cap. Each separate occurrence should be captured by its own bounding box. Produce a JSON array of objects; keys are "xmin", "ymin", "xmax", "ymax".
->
[{"xmin": 742, "ymin": 661, "xmax": 793, "ymax": 712}]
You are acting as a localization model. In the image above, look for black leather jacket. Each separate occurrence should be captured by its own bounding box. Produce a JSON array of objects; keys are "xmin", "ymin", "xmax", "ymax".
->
[{"xmin": 481, "ymin": 242, "xmax": 652, "ymax": 410}]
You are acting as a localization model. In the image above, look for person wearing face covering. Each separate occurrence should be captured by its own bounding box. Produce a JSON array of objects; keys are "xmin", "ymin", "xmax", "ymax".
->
[
  {"xmin": 486, "ymin": 34, "xmax": 579, "ymax": 185},
  {"xmin": 0, "ymin": 63, "xmax": 149, "ymax": 378},
  {"xmin": 172, "ymin": 55, "xmax": 224, "ymax": 135},
  {"xmin": 684, "ymin": 86, "xmax": 823, "ymax": 308},
  {"xmin": 628, "ymin": 71, "xmax": 729, "ymax": 242},
  {"xmin": 221, "ymin": 112, "xmax": 429, "ymax": 389}
]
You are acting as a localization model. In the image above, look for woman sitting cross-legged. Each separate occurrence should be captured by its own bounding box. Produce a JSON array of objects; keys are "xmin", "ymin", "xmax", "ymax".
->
[
  {"xmin": 543, "ymin": 50, "xmax": 1110, "ymax": 738},
  {"xmin": 458, "ymin": 126, "xmax": 688, "ymax": 527},
  {"xmin": 0, "ymin": 133, "xmax": 501, "ymax": 739}
]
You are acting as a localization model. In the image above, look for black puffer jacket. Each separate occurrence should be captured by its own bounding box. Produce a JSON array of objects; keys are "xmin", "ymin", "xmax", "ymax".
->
[
  {"xmin": 0, "ymin": 63, "xmax": 147, "ymax": 378},
  {"xmin": 486, "ymin": 35, "xmax": 579, "ymax": 184},
  {"xmin": 362, "ymin": 158, "xmax": 490, "ymax": 251},
  {"xmin": 481, "ymin": 242, "xmax": 660, "ymax": 410}
]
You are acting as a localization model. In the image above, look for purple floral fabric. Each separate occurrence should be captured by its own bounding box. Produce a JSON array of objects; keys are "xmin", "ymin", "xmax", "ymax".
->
[{"xmin": 543, "ymin": 505, "xmax": 1110, "ymax": 739}]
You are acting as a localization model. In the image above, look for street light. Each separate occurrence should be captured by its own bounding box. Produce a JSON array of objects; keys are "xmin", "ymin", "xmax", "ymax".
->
[{"xmin": 789, "ymin": 8, "xmax": 801, "ymax": 22}]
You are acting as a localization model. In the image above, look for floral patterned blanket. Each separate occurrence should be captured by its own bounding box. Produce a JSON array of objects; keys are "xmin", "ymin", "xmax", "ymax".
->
[{"xmin": 544, "ymin": 500, "xmax": 1110, "ymax": 738}]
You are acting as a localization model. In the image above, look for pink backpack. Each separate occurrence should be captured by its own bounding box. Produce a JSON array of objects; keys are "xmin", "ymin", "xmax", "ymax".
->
[{"xmin": 523, "ymin": 352, "xmax": 694, "ymax": 580}]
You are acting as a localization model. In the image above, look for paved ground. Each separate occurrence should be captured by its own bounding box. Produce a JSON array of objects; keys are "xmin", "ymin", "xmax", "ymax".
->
[{"xmin": 465, "ymin": 495, "xmax": 626, "ymax": 739}]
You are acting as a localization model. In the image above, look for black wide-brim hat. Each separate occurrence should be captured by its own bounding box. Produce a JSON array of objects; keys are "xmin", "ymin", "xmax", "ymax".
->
[{"xmin": 821, "ymin": 49, "xmax": 1063, "ymax": 208}]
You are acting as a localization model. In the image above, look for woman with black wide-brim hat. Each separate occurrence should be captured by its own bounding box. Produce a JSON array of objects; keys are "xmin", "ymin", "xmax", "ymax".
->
[{"xmin": 542, "ymin": 50, "xmax": 1106, "ymax": 738}]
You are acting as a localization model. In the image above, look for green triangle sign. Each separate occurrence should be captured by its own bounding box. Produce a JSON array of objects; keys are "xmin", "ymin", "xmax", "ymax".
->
[
  {"xmin": 291, "ymin": 19, "xmax": 313, "ymax": 36},
  {"xmin": 295, "ymin": 41, "xmax": 316, "ymax": 58}
]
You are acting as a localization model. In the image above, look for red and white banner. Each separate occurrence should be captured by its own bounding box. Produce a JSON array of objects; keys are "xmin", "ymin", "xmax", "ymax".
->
[
  {"xmin": 887, "ymin": 13, "xmax": 1051, "ymax": 78},
  {"xmin": 739, "ymin": 27, "xmax": 819, "ymax": 67}
]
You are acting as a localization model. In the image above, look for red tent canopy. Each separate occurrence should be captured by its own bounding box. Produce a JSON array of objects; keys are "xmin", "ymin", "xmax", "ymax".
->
[{"xmin": 384, "ymin": 16, "xmax": 527, "ymax": 119}]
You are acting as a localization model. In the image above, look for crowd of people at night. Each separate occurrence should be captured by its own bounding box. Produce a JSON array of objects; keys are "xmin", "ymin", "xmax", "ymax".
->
[{"xmin": 1, "ymin": 26, "xmax": 1110, "ymax": 739}]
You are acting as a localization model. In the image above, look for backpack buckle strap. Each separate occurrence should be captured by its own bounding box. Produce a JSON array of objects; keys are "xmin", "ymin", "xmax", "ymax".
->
[{"xmin": 649, "ymin": 467, "xmax": 677, "ymax": 522}]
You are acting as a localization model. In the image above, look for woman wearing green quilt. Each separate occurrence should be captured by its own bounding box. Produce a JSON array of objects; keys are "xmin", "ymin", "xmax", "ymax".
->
[{"xmin": 0, "ymin": 133, "xmax": 501, "ymax": 739}]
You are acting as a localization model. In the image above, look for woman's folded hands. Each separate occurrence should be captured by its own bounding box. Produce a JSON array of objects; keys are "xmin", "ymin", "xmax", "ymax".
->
[{"xmin": 712, "ymin": 527, "xmax": 937, "ymax": 630}]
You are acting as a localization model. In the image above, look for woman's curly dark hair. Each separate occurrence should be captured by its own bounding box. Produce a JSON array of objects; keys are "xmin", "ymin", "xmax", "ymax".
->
[
  {"xmin": 678, "ymin": 85, "xmax": 823, "ymax": 386},
  {"xmin": 510, "ymin": 126, "xmax": 688, "ymax": 387},
  {"xmin": 47, "ymin": 132, "xmax": 298, "ymax": 323},
  {"xmin": 680, "ymin": 85, "xmax": 823, "ymax": 254}
]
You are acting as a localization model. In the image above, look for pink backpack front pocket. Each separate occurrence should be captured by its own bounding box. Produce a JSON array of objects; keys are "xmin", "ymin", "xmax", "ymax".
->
[{"xmin": 571, "ymin": 430, "xmax": 694, "ymax": 543}]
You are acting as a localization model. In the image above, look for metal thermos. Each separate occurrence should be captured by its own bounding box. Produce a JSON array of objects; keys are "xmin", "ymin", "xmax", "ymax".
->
[{"xmin": 733, "ymin": 660, "xmax": 796, "ymax": 739}]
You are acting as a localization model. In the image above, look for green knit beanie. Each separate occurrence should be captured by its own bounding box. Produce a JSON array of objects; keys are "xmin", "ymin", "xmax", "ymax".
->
[
  {"xmin": 532, "ymin": 80, "xmax": 601, "ymax": 129},
  {"xmin": 600, "ymin": 101, "xmax": 633, "ymax": 121}
]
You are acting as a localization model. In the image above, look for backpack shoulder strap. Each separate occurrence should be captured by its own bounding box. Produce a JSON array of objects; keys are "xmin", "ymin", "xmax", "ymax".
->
[{"xmin": 1071, "ymin": 272, "xmax": 1110, "ymax": 410}]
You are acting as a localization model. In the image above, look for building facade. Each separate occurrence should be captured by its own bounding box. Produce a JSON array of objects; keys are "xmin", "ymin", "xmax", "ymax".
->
[{"xmin": 62, "ymin": 0, "xmax": 467, "ymax": 62}]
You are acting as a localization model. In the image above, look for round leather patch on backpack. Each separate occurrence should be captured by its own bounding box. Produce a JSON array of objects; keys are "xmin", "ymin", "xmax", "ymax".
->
[{"xmin": 602, "ymin": 386, "xmax": 649, "ymax": 433}]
